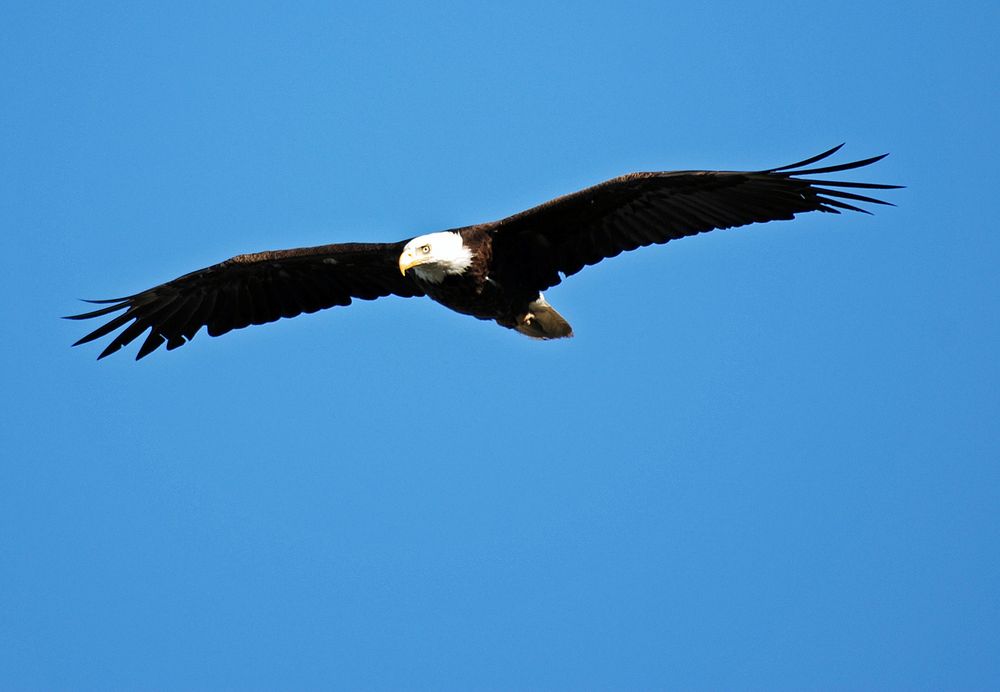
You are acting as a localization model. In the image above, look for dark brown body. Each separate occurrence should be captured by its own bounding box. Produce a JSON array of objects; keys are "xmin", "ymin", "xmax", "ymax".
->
[
  {"xmin": 407, "ymin": 230, "xmax": 501, "ymax": 319},
  {"xmin": 409, "ymin": 227, "xmax": 573, "ymax": 337}
]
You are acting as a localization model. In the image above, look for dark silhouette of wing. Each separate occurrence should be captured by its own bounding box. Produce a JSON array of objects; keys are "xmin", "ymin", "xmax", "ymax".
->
[
  {"xmin": 67, "ymin": 241, "xmax": 424, "ymax": 359},
  {"xmin": 490, "ymin": 144, "xmax": 900, "ymax": 290}
]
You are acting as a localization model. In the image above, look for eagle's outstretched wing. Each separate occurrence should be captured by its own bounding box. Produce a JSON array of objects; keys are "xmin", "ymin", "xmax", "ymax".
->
[
  {"xmin": 66, "ymin": 241, "xmax": 424, "ymax": 360},
  {"xmin": 489, "ymin": 144, "xmax": 900, "ymax": 290}
]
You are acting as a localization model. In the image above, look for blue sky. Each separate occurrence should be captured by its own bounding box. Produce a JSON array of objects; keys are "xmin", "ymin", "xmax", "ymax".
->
[{"xmin": 2, "ymin": 1, "xmax": 998, "ymax": 689}]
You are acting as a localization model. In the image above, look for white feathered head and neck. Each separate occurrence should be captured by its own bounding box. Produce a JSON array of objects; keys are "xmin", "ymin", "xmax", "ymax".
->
[{"xmin": 398, "ymin": 232, "xmax": 474, "ymax": 284}]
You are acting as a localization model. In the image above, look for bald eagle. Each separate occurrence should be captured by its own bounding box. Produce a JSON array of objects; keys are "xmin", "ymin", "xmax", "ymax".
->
[{"xmin": 67, "ymin": 145, "xmax": 898, "ymax": 359}]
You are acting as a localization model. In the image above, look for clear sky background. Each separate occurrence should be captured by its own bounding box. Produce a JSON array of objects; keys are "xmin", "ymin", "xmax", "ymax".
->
[{"xmin": 2, "ymin": 1, "xmax": 998, "ymax": 689}]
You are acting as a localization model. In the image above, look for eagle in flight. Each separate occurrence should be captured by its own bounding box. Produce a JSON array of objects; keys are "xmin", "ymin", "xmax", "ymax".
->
[{"xmin": 67, "ymin": 144, "xmax": 898, "ymax": 360}]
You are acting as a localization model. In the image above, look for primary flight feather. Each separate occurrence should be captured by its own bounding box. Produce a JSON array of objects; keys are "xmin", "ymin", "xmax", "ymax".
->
[{"xmin": 67, "ymin": 144, "xmax": 899, "ymax": 359}]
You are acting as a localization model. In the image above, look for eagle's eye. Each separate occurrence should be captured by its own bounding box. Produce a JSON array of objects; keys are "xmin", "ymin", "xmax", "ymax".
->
[{"xmin": 420, "ymin": 244, "xmax": 430, "ymax": 254}]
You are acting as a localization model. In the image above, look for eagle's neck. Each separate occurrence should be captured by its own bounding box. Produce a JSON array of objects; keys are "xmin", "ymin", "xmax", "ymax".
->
[{"xmin": 410, "ymin": 232, "xmax": 474, "ymax": 284}]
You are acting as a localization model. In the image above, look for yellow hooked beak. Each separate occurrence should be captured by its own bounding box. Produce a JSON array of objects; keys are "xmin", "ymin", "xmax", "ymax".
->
[{"xmin": 399, "ymin": 251, "xmax": 420, "ymax": 276}]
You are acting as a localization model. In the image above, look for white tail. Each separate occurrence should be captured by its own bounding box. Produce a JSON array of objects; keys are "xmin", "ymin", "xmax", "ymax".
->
[{"xmin": 513, "ymin": 294, "xmax": 573, "ymax": 340}]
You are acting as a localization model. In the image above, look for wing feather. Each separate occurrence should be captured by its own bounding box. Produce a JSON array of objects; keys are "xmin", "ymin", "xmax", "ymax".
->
[
  {"xmin": 67, "ymin": 241, "xmax": 424, "ymax": 359},
  {"xmin": 490, "ymin": 146, "xmax": 900, "ymax": 290}
]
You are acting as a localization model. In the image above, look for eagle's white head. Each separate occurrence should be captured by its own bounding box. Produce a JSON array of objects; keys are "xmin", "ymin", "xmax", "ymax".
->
[{"xmin": 398, "ymin": 232, "xmax": 474, "ymax": 284}]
